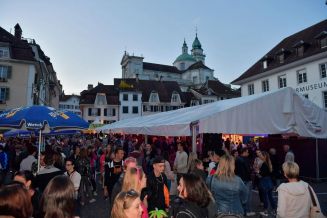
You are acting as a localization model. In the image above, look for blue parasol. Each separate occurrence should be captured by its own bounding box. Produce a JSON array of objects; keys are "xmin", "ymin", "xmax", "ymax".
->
[
  {"xmin": 0, "ymin": 106, "xmax": 88, "ymax": 171},
  {"xmin": 0, "ymin": 106, "xmax": 88, "ymax": 130}
]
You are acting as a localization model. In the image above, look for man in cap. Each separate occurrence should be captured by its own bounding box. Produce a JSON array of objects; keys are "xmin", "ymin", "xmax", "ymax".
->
[{"xmin": 147, "ymin": 156, "xmax": 169, "ymax": 212}]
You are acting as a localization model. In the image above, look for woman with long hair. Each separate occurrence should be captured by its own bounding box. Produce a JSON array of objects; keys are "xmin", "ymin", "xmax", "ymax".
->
[
  {"xmin": 0, "ymin": 183, "xmax": 33, "ymax": 218},
  {"xmin": 14, "ymin": 170, "xmax": 41, "ymax": 218},
  {"xmin": 171, "ymin": 173, "xmax": 212, "ymax": 218},
  {"xmin": 77, "ymin": 147, "xmax": 96, "ymax": 205},
  {"xmin": 40, "ymin": 175, "xmax": 77, "ymax": 218},
  {"xmin": 258, "ymin": 151, "xmax": 276, "ymax": 216},
  {"xmin": 207, "ymin": 155, "xmax": 247, "ymax": 217},
  {"xmin": 122, "ymin": 166, "xmax": 148, "ymax": 218},
  {"xmin": 111, "ymin": 189, "xmax": 143, "ymax": 218}
]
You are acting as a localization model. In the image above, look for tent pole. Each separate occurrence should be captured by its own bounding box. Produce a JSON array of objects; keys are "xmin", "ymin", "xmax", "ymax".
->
[
  {"xmin": 38, "ymin": 130, "xmax": 42, "ymax": 172},
  {"xmin": 315, "ymin": 138, "xmax": 319, "ymax": 181},
  {"xmin": 144, "ymin": 135, "xmax": 148, "ymax": 144},
  {"xmin": 192, "ymin": 125, "xmax": 196, "ymax": 153}
]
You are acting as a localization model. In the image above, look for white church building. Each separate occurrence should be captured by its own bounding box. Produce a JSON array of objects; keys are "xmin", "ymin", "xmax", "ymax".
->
[{"xmin": 121, "ymin": 34, "xmax": 215, "ymax": 91}]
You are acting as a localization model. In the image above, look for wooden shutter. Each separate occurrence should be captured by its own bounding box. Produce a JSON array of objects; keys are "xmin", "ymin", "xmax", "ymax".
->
[
  {"xmin": 7, "ymin": 66, "xmax": 12, "ymax": 79},
  {"xmin": 5, "ymin": 87, "xmax": 9, "ymax": 100}
]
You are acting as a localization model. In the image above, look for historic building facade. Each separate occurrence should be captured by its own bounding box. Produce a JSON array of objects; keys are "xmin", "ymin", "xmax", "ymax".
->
[
  {"xmin": 0, "ymin": 23, "xmax": 61, "ymax": 112},
  {"xmin": 59, "ymin": 94, "xmax": 81, "ymax": 116},
  {"xmin": 121, "ymin": 34, "xmax": 215, "ymax": 91},
  {"xmin": 232, "ymin": 20, "xmax": 327, "ymax": 110}
]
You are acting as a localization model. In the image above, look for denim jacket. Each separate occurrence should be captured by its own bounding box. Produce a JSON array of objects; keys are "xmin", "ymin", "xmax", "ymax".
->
[{"xmin": 207, "ymin": 175, "xmax": 248, "ymax": 215}]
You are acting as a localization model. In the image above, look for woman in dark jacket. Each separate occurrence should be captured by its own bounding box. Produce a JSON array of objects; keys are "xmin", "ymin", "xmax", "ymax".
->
[
  {"xmin": 170, "ymin": 173, "xmax": 212, "ymax": 218},
  {"xmin": 258, "ymin": 151, "xmax": 276, "ymax": 216}
]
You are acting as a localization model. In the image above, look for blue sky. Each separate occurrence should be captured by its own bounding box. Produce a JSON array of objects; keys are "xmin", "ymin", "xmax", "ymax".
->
[{"xmin": 1, "ymin": 0, "xmax": 326, "ymax": 94}]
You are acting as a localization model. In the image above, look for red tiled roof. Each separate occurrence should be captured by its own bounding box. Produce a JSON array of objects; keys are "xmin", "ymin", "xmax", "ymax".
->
[
  {"xmin": 143, "ymin": 62, "xmax": 181, "ymax": 74},
  {"xmin": 232, "ymin": 19, "xmax": 327, "ymax": 84},
  {"xmin": 0, "ymin": 26, "xmax": 35, "ymax": 61}
]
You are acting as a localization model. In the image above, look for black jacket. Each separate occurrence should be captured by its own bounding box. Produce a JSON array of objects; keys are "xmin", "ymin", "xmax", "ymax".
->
[
  {"xmin": 170, "ymin": 197, "xmax": 208, "ymax": 218},
  {"xmin": 146, "ymin": 171, "xmax": 168, "ymax": 211}
]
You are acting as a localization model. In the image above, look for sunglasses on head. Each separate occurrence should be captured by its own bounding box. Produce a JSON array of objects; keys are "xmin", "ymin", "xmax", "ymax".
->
[{"xmin": 122, "ymin": 189, "xmax": 139, "ymax": 209}]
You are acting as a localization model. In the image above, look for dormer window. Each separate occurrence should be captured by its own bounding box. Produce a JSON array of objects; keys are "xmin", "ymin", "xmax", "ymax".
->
[
  {"xmin": 275, "ymin": 48, "xmax": 290, "ymax": 64},
  {"xmin": 315, "ymin": 31, "xmax": 327, "ymax": 49},
  {"xmin": 95, "ymin": 93, "xmax": 107, "ymax": 105},
  {"xmin": 320, "ymin": 37, "xmax": 327, "ymax": 49},
  {"xmin": 0, "ymin": 47, "xmax": 9, "ymax": 58},
  {"xmin": 263, "ymin": 60, "xmax": 268, "ymax": 69},
  {"xmin": 171, "ymin": 91, "xmax": 181, "ymax": 103},
  {"xmin": 261, "ymin": 55, "xmax": 272, "ymax": 69},
  {"xmin": 296, "ymin": 46, "xmax": 304, "ymax": 57},
  {"xmin": 149, "ymin": 91, "xmax": 159, "ymax": 103},
  {"xmin": 278, "ymin": 54, "xmax": 284, "ymax": 64}
]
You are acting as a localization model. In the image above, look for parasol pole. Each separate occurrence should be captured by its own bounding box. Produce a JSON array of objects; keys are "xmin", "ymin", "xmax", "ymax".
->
[{"xmin": 38, "ymin": 129, "xmax": 42, "ymax": 172}]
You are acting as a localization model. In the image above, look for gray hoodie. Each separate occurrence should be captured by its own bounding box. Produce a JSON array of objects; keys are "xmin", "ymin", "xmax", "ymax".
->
[{"xmin": 277, "ymin": 181, "xmax": 311, "ymax": 218}]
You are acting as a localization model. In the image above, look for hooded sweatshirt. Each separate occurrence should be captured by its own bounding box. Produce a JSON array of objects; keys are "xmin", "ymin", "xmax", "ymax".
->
[{"xmin": 277, "ymin": 180, "xmax": 311, "ymax": 218}]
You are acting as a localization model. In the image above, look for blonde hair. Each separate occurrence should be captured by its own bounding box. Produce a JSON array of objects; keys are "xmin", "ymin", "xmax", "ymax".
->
[
  {"xmin": 122, "ymin": 166, "xmax": 145, "ymax": 193},
  {"xmin": 215, "ymin": 155, "xmax": 235, "ymax": 181},
  {"xmin": 187, "ymin": 152, "xmax": 198, "ymax": 171},
  {"xmin": 111, "ymin": 190, "xmax": 139, "ymax": 218},
  {"xmin": 282, "ymin": 161, "xmax": 299, "ymax": 179},
  {"xmin": 262, "ymin": 151, "xmax": 273, "ymax": 173}
]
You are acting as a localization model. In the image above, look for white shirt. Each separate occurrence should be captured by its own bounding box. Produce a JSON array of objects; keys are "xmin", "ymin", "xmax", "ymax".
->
[
  {"xmin": 174, "ymin": 151, "xmax": 188, "ymax": 174},
  {"xmin": 20, "ymin": 155, "xmax": 36, "ymax": 171},
  {"xmin": 65, "ymin": 171, "xmax": 81, "ymax": 199}
]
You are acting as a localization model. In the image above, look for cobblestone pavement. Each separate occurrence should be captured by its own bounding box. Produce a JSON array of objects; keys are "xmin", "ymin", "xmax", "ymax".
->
[{"xmin": 80, "ymin": 180, "xmax": 327, "ymax": 218}]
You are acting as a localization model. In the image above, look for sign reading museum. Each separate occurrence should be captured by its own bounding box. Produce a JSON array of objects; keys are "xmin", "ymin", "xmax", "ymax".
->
[{"xmin": 295, "ymin": 81, "xmax": 327, "ymax": 92}]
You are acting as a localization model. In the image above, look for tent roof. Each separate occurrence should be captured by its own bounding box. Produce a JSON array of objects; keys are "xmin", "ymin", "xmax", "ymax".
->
[{"xmin": 97, "ymin": 87, "xmax": 327, "ymax": 138}]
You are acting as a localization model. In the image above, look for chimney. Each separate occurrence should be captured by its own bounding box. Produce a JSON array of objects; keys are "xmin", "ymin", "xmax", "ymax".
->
[
  {"xmin": 136, "ymin": 74, "xmax": 139, "ymax": 83},
  {"xmin": 14, "ymin": 23, "xmax": 22, "ymax": 40},
  {"xmin": 88, "ymin": 84, "xmax": 93, "ymax": 90}
]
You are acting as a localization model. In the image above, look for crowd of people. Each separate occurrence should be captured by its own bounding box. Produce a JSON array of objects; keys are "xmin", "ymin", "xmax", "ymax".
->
[{"xmin": 0, "ymin": 134, "xmax": 323, "ymax": 218}]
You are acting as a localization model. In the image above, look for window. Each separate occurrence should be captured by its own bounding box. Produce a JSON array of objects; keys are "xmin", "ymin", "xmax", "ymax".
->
[
  {"xmin": 143, "ymin": 105, "xmax": 147, "ymax": 112},
  {"xmin": 320, "ymin": 37, "xmax": 327, "ymax": 49},
  {"xmin": 262, "ymin": 80, "xmax": 269, "ymax": 92},
  {"xmin": 0, "ymin": 47, "xmax": 9, "ymax": 58},
  {"xmin": 278, "ymin": 75, "xmax": 287, "ymax": 88},
  {"xmin": 123, "ymin": 94, "xmax": 128, "ymax": 101},
  {"xmin": 323, "ymin": 91, "xmax": 327, "ymax": 109},
  {"xmin": 263, "ymin": 60, "xmax": 268, "ymax": 69},
  {"xmin": 0, "ymin": 66, "xmax": 11, "ymax": 81},
  {"xmin": 112, "ymin": 108, "xmax": 116, "ymax": 116},
  {"xmin": 88, "ymin": 108, "xmax": 100, "ymax": 116},
  {"xmin": 0, "ymin": 87, "xmax": 9, "ymax": 103},
  {"xmin": 171, "ymin": 92, "xmax": 180, "ymax": 103},
  {"xmin": 320, "ymin": 63, "xmax": 327, "ymax": 79},
  {"xmin": 133, "ymin": 94, "xmax": 138, "ymax": 101},
  {"xmin": 104, "ymin": 108, "xmax": 107, "ymax": 116},
  {"xmin": 297, "ymin": 69, "xmax": 307, "ymax": 84},
  {"xmin": 303, "ymin": 94, "xmax": 309, "ymax": 99},
  {"xmin": 180, "ymin": 63, "xmax": 185, "ymax": 70},
  {"xmin": 149, "ymin": 91, "xmax": 159, "ymax": 103},
  {"xmin": 122, "ymin": 106, "xmax": 128, "ymax": 114},
  {"xmin": 296, "ymin": 46, "xmax": 304, "ymax": 57},
  {"xmin": 132, "ymin": 106, "xmax": 138, "ymax": 114},
  {"xmin": 248, "ymin": 84, "xmax": 254, "ymax": 95},
  {"xmin": 193, "ymin": 76, "xmax": 197, "ymax": 84},
  {"xmin": 278, "ymin": 54, "xmax": 284, "ymax": 64},
  {"xmin": 95, "ymin": 93, "xmax": 106, "ymax": 105}
]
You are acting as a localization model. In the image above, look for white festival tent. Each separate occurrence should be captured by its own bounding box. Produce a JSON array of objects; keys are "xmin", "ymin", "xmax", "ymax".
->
[{"xmin": 97, "ymin": 87, "xmax": 327, "ymax": 139}]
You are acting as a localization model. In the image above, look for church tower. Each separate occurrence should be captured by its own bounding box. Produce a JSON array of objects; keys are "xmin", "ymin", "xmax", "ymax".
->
[
  {"xmin": 191, "ymin": 33, "xmax": 206, "ymax": 63},
  {"xmin": 173, "ymin": 39, "xmax": 196, "ymax": 70}
]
